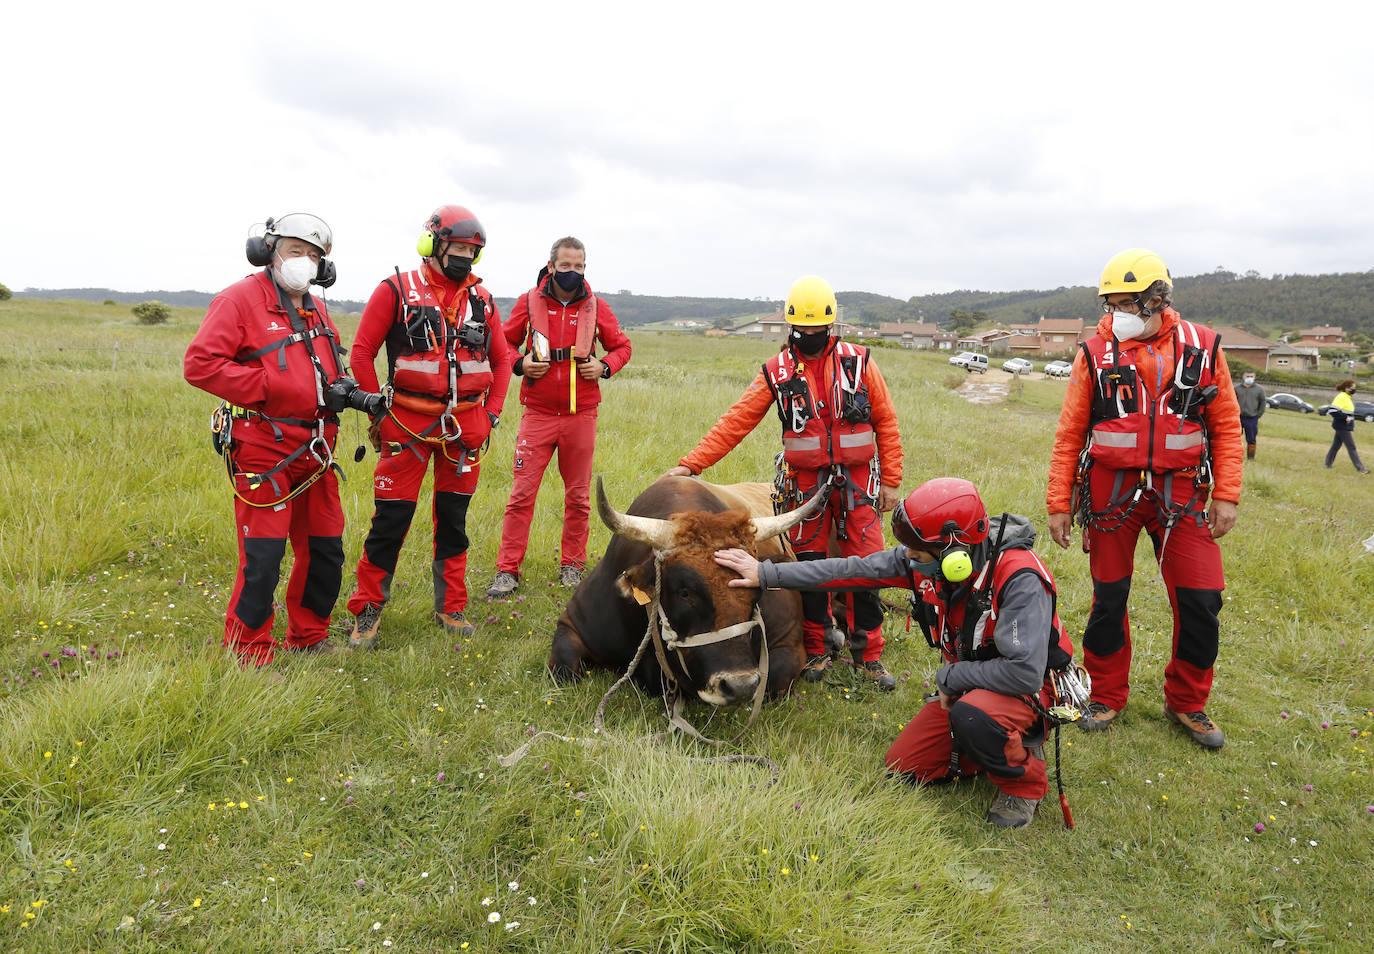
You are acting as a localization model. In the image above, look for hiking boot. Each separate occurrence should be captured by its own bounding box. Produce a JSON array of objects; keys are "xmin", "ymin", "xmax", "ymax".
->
[
  {"xmin": 486, "ymin": 571, "xmax": 518, "ymax": 599},
  {"xmin": 288, "ymin": 638, "xmax": 338, "ymax": 655},
  {"xmin": 801, "ymin": 653, "xmax": 831, "ymax": 682},
  {"xmin": 861, "ymin": 659, "xmax": 897, "ymax": 692},
  {"xmin": 434, "ymin": 611, "xmax": 475, "ymax": 638},
  {"xmin": 558, "ymin": 565, "xmax": 584, "ymax": 587},
  {"xmin": 986, "ymin": 793, "xmax": 1041, "ymax": 829},
  {"xmin": 1164, "ymin": 705, "xmax": 1225, "ymax": 749},
  {"xmin": 1078, "ymin": 700, "xmax": 1121, "ymax": 732},
  {"xmin": 347, "ymin": 603, "xmax": 383, "ymax": 651}
]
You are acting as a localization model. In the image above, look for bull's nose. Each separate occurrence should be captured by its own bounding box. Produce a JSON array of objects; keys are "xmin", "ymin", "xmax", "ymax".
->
[{"xmin": 716, "ymin": 671, "xmax": 761, "ymax": 703}]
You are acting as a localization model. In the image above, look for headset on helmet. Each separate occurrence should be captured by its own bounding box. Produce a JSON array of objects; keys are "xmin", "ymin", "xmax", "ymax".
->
[
  {"xmin": 245, "ymin": 213, "xmax": 337, "ymax": 288},
  {"xmin": 891, "ymin": 478, "xmax": 989, "ymax": 583},
  {"xmin": 417, "ymin": 205, "xmax": 486, "ymax": 262},
  {"xmin": 785, "ymin": 275, "xmax": 837, "ymax": 327}
]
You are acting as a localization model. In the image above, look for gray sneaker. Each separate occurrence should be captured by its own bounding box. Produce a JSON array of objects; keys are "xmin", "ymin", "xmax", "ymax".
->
[
  {"xmin": 987, "ymin": 793, "xmax": 1041, "ymax": 828},
  {"xmin": 347, "ymin": 604, "xmax": 383, "ymax": 651},
  {"xmin": 1163, "ymin": 705, "xmax": 1225, "ymax": 749},
  {"xmin": 558, "ymin": 565, "xmax": 584, "ymax": 587},
  {"xmin": 485, "ymin": 571, "xmax": 518, "ymax": 599}
]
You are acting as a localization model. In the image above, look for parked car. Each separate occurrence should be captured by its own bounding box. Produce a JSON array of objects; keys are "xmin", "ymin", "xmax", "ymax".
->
[
  {"xmin": 1266, "ymin": 393, "xmax": 1315, "ymax": 414},
  {"xmin": 950, "ymin": 352, "xmax": 988, "ymax": 373},
  {"xmin": 1043, "ymin": 360, "xmax": 1072, "ymax": 378},
  {"xmin": 1317, "ymin": 400, "xmax": 1374, "ymax": 423},
  {"xmin": 1002, "ymin": 357, "xmax": 1034, "ymax": 374}
]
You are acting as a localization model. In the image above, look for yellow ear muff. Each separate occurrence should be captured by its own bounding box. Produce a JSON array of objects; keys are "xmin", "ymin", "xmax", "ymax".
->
[
  {"xmin": 941, "ymin": 549, "xmax": 973, "ymax": 583},
  {"xmin": 417, "ymin": 231, "xmax": 436, "ymax": 258}
]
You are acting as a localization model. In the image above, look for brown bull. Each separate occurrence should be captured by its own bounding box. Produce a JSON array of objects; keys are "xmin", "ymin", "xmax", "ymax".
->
[{"xmin": 548, "ymin": 476, "xmax": 821, "ymax": 704}]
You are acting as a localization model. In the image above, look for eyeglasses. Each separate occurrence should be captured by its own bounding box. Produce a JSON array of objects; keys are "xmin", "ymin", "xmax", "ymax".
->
[{"xmin": 1101, "ymin": 298, "xmax": 1141, "ymax": 314}]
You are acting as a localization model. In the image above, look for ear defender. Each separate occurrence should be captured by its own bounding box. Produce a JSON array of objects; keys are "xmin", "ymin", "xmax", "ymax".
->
[
  {"xmin": 246, "ymin": 217, "xmax": 276, "ymax": 266},
  {"xmin": 315, "ymin": 259, "xmax": 337, "ymax": 288},
  {"xmin": 940, "ymin": 547, "xmax": 974, "ymax": 583},
  {"xmin": 417, "ymin": 232, "xmax": 482, "ymax": 264}
]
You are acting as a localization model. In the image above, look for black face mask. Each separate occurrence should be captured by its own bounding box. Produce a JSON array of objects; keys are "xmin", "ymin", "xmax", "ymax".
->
[
  {"xmin": 553, "ymin": 270, "xmax": 583, "ymax": 292},
  {"xmin": 440, "ymin": 255, "xmax": 474, "ymax": 282},
  {"xmin": 791, "ymin": 328, "xmax": 829, "ymax": 356}
]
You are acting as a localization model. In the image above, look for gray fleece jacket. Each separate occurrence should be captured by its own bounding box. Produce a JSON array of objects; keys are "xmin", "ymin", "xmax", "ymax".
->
[{"xmin": 756, "ymin": 513, "xmax": 1054, "ymax": 697}]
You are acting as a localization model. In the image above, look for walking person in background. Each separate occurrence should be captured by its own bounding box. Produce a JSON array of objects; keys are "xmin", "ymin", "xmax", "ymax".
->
[
  {"xmin": 1324, "ymin": 378, "xmax": 1369, "ymax": 474},
  {"xmin": 1235, "ymin": 370, "xmax": 1266, "ymax": 460},
  {"xmin": 486, "ymin": 236, "xmax": 632, "ymax": 598},
  {"xmin": 345, "ymin": 205, "xmax": 511, "ymax": 648},
  {"xmin": 186, "ymin": 213, "xmax": 381, "ymax": 666},
  {"xmin": 1046, "ymin": 248, "xmax": 1244, "ymax": 749}
]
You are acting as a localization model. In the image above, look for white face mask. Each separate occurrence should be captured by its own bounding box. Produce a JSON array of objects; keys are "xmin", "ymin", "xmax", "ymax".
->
[
  {"xmin": 275, "ymin": 253, "xmax": 317, "ymax": 292},
  {"xmin": 1243, "ymin": 377, "xmax": 1255, "ymax": 386},
  {"xmin": 1111, "ymin": 310, "xmax": 1147, "ymax": 342}
]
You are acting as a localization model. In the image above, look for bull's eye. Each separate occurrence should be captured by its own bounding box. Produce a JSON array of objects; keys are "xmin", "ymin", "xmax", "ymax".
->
[{"xmin": 677, "ymin": 587, "xmax": 694, "ymax": 604}]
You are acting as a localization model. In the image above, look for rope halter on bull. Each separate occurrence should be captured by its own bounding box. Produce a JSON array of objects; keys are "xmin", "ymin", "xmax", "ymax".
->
[{"xmin": 592, "ymin": 476, "xmax": 831, "ymax": 750}]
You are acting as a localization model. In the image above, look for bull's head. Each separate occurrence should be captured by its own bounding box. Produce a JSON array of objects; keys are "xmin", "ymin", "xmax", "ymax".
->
[{"xmin": 596, "ymin": 477, "xmax": 824, "ymax": 706}]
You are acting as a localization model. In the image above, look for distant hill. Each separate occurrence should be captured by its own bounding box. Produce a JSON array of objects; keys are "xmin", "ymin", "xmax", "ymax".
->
[{"xmin": 17, "ymin": 267, "xmax": 1374, "ymax": 339}]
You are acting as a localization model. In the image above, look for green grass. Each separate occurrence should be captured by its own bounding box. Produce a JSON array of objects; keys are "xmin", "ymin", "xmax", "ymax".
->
[{"xmin": 0, "ymin": 299, "xmax": 1371, "ymax": 952}]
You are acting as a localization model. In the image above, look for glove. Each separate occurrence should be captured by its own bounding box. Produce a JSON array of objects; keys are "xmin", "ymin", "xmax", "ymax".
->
[{"xmin": 362, "ymin": 392, "xmax": 387, "ymax": 417}]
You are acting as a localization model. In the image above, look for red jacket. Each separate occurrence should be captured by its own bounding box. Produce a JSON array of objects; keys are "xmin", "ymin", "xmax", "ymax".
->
[
  {"xmin": 350, "ymin": 263, "xmax": 511, "ymax": 422},
  {"xmin": 1047, "ymin": 308, "xmax": 1243, "ymax": 512},
  {"xmin": 503, "ymin": 277, "xmax": 632, "ymax": 416},
  {"xmin": 184, "ymin": 270, "xmax": 345, "ymax": 450},
  {"xmin": 679, "ymin": 339, "xmax": 904, "ymax": 487}
]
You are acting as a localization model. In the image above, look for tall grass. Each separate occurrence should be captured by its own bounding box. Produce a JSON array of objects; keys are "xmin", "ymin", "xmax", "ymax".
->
[{"xmin": 0, "ymin": 299, "xmax": 1370, "ymax": 952}]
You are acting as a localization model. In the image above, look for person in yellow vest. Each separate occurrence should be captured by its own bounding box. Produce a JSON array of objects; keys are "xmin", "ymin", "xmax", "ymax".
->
[
  {"xmin": 486, "ymin": 236, "xmax": 633, "ymax": 596},
  {"xmin": 665, "ymin": 275, "xmax": 905, "ymax": 689},
  {"xmin": 1324, "ymin": 378, "xmax": 1369, "ymax": 474}
]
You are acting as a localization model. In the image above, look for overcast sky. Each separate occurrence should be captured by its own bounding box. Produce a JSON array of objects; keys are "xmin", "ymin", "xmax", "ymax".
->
[{"xmin": 5, "ymin": 1, "xmax": 1372, "ymax": 304}]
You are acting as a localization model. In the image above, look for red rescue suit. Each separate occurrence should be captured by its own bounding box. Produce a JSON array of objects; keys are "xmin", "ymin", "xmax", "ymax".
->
[
  {"xmin": 346, "ymin": 263, "xmax": 511, "ymax": 616},
  {"xmin": 184, "ymin": 270, "xmax": 347, "ymax": 665},
  {"xmin": 679, "ymin": 339, "xmax": 903, "ymax": 663},
  {"xmin": 887, "ymin": 549, "xmax": 1073, "ymax": 799},
  {"xmin": 1047, "ymin": 309, "xmax": 1244, "ymax": 714},
  {"xmin": 495, "ymin": 277, "xmax": 631, "ymax": 575}
]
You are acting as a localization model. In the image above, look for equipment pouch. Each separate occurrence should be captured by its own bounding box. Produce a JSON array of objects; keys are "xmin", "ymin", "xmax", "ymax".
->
[
  {"xmin": 1092, "ymin": 366, "xmax": 1138, "ymax": 419},
  {"xmin": 773, "ymin": 376, "xmax": 813, "ymax": 429},
  {"xmin": 404, "ymin": 305, "xmax": 443, "ymax": 349}
]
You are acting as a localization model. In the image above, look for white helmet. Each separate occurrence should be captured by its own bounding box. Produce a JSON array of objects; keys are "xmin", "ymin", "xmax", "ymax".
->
[{"xmin": 265, "ymin": 213, "xmax": 332, "ymax": 255}]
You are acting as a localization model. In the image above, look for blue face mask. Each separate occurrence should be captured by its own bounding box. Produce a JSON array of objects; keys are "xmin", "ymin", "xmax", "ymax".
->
[
  {"xmin": 906, "ymin": 555, "xmax": 940, "ymax": 577},
  {"xmin": 553, "ymin": 270, "xmax": 583, "ymax": 292}
]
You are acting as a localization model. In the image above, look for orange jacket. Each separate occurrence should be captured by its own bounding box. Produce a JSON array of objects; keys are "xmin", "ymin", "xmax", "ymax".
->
[
  {"xmin": 679, "ymin": 343, "xmax": 904, "ymax": 486},
  {"xmin": 1046, "ymin": 308, "xmax": 1244, "ymax": 513}
]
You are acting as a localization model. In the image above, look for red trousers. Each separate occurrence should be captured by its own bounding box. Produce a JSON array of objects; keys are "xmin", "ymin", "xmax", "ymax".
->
[
  {"xmin": 225, "ymin": 439, "xmax": 344, "ymax": 666},
  {"xmin": 495, "ymin": 407, "xmax": 598, "ymax": 574},
  {"xmin": 347, "ymin": 416, "xmax": 482, "ymax": 615},
  {"xmin": 790, "ymin": 467, "xmax": 886, "ymax": 662},
  {"xmin": 1082, "ymin": 466, "xmax": 1225, "ymax": 713},
  {"xmin": 886, "ymin": 691, "xmax": 1048, "ymax": 799}
]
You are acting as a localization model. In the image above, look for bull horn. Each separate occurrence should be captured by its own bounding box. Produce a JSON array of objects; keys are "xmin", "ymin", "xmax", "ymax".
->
[
  {"xmin": 596, "ymin": 476, "xmax": 677, "ymax": 550},
  {"xmin": 750, "ymin": 477, "xmax": 832, "ymax": 541}
]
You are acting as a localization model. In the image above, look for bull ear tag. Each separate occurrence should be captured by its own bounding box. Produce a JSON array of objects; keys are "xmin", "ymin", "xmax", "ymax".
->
[{"xmin": 629, "ymin": 586, "xmax": 652, "ymax": 606}]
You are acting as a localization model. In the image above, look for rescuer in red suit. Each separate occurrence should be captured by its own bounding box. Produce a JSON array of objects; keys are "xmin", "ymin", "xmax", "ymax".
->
[
  {"xmin": 345, "ymin": 205, "xmax": 511, "ymax": 648},
  {"xmin": 485, "ymin": 236, "xmax": 632, "ymax": 597},
  {"xmin": 186, "ymin": 213, "xmax": 381, "ymax": 666}
]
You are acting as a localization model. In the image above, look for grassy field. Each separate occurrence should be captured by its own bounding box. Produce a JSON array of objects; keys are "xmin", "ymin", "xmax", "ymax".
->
[{"xmin": 0, "ymin": 298, "xmax": 1371, "ymax": 953}]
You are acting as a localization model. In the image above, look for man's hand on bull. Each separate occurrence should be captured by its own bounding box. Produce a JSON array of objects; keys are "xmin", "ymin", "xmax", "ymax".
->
[
  {"xmin": 713, "ymin": 548, "xmax": 761, "ymax": 588},
  {"xmin": 576, "ymin": 356, "xmax": 606, "ymax": 380},
  {"xmin": 662, "ymin": 465, "xmax": 694, "ymax": 479},
  {"xmin": 876, "ymin": 484, "xmax": 901, "ymax": 513}
]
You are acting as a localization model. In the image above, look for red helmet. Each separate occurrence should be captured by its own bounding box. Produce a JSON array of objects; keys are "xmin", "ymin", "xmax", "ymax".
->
[
  {"xmin": 891, "ymin": 478, "xmax": 989, "ymax": 552},
  {"xmin": 419, "ymin": 205, "xmax": 486, "ymax": 257}
]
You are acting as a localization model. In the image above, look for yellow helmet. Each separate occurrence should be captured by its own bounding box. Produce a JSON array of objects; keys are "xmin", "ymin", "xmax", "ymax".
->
[
  {"xmin": 785, "ymin": 275, "xmax": 837, "ymax": 327},
  {"xmin": 1098, "ymin": 248, "xmax": 1171, "ymax": 296}
]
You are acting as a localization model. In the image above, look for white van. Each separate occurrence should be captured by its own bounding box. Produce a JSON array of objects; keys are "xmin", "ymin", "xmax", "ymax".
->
[{"xmin": 951, "ymin": 352, "xmax": 988, "ymax": 374}]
